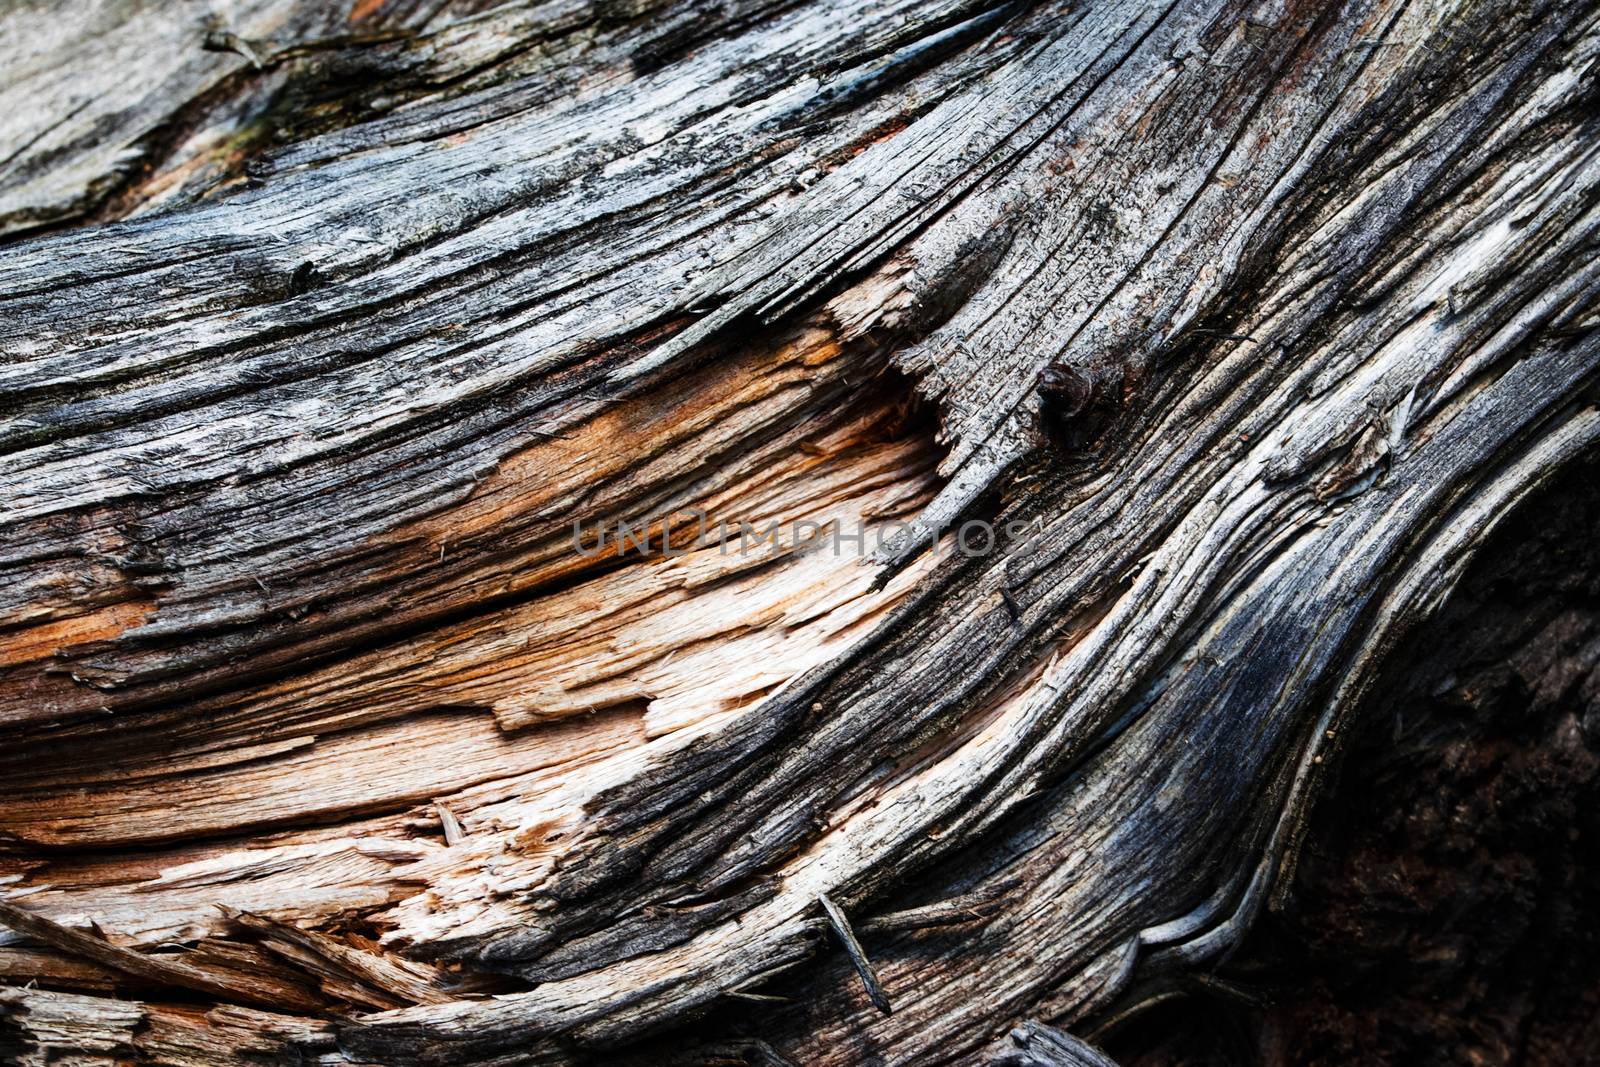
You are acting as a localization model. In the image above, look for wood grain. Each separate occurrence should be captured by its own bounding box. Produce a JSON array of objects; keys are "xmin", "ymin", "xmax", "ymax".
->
[{"xmin": 3, "ymin": 0, "xmax": 1599, "ymax": 1063}]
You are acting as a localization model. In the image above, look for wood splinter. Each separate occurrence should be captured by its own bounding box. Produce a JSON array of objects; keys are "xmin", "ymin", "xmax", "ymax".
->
[
  {"xmin": 434, "ymin": 801, "xmax": 465, "ymax": 846},
  {"xmin": 201, "ymin": 29, "xmax": 265, "ymax": 70},
  {"xmin": 818, "ymin": 893, "xmax": 892, "ymax": 1015}
]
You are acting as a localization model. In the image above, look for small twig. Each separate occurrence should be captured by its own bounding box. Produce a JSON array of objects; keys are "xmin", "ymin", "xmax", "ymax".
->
[
  {"xmin": 999, "ymin": 584, "xmax": 1022, "ymax": 622},
  {"xmin": 725, "ymin": 988, "xmax": 792, "ymax": 1004},
  {"xmin": 818, "ymin": 894, "xmax": 891, "ymax": 1014}
]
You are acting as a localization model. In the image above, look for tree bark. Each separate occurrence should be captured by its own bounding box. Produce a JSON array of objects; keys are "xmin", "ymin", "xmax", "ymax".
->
[{"xmin": 2, "ymin": 1, "xmax": 1598, "ymax": 1064}]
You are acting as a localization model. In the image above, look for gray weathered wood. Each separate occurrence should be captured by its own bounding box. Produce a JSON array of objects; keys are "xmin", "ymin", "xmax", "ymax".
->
[{"xmin": 3, "ymin": 0, "xmax": 1599, "ymax": 1063}]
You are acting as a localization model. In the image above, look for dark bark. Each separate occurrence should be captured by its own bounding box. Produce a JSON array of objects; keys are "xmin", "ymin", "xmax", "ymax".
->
[{"xmin": 3, "ymin": 1, "xmax": 1600, "ymax": 1064}]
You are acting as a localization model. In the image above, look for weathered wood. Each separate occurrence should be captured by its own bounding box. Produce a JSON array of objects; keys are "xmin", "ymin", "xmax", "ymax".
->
[
  {"xmin": 993, "ymin": 1022, "xmax": 1122, "ymax": 1067},
  {"xmin": 3, "ymin": 0, "xmax": 1599, "ymax": 1063}
]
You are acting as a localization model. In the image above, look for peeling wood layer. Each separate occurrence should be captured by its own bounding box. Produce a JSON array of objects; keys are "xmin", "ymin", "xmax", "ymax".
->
[{"xmin": 4, "ymin": 0, "xmax": 1600, "ymax": 1064}]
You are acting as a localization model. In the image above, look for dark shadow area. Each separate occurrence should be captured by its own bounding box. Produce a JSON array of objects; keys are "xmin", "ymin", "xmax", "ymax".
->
[{"xmin": 1110, "ymin": 455, "xmax": 1600, "ymax": 1066}]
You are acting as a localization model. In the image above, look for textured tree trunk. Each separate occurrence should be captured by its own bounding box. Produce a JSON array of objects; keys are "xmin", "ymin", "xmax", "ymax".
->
[{"xmin": 2, "ymin": 1, "xmax": 1598, "ymax": 1064}]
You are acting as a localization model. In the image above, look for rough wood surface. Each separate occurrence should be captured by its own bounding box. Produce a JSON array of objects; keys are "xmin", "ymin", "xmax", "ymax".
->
[
  {"xmin": 3, "ymin": 0, "xmax": 1599, "ymax": 1064},
  {"xmin": 1090, "ymin": 453, "xmax": 1600, "ymax": 1064}
]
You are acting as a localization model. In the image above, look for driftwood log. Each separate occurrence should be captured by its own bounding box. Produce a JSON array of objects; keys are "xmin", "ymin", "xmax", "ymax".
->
[{"xmin": 2, "ymin": 0, "xmax": 1599, "ymax": 1063}]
